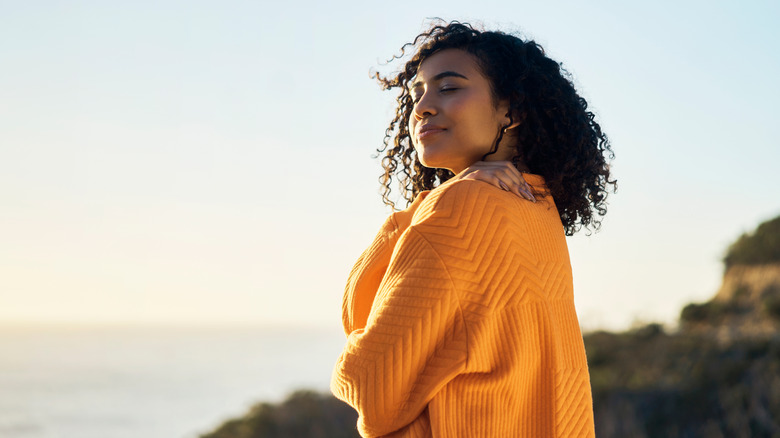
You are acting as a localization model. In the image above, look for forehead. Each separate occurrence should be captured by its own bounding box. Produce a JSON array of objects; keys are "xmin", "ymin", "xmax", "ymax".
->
[{"xmin": 412, "ymin": 48, "xmax": 482, "ymax": 84}]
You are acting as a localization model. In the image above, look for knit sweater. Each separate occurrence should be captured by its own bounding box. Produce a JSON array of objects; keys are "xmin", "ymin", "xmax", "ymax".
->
[{"xmin": 331, "ymin": 175, "xmax": 595, "ymax": 438}]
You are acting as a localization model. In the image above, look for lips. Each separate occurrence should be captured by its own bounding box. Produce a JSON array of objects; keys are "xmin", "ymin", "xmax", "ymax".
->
[{"xmin": 417, "ymin": 125, "xmax": 446, "ymax": 139}]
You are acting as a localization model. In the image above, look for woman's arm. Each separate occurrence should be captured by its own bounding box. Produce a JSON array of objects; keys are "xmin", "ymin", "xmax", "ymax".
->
[{"xmin": 331, "ymin": 226, "xmax": 468, "ymax": 437}]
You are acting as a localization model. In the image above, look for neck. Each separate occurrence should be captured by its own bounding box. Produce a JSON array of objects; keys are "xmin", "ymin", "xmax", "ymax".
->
[{"xmin": 485, "ymin": 137, "xmax": 529, "ymax": 172}]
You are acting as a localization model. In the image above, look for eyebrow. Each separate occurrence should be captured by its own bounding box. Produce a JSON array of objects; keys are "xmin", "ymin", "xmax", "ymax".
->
[{"xmin": 410, "ymin": 71, "xmax": 469, "ymax": 90}]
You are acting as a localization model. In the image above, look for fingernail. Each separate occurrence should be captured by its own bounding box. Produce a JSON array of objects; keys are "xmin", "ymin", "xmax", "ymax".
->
[{"xmin": 519, "ymin": 187, "xmax": 530, "ymax": 196}]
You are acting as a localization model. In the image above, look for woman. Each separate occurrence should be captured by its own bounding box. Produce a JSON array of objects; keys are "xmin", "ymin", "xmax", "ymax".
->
[{"xmin": 331, "ymin": 20, "xmax": 615, "ymax": 437}]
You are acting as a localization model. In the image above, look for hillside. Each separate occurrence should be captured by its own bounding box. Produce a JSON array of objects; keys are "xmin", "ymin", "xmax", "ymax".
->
[
  {"xmin": 200, "ymin": 391, "xmax": 359, "ymax": 438},
  {"xmin": 200, "ymin": 214, "xmax": 780, "ymax": 438},
  {"xmin": 586, "ymin": 324, "xmax": 780, "ymax": 436}
]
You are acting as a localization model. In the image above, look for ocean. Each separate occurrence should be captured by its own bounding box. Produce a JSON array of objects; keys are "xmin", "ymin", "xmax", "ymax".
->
[{"xmin": 0, "ymin": 325, "xmax": 346, "ymax": 438}]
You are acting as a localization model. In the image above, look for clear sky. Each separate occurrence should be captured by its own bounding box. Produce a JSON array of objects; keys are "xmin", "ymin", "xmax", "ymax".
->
[{"xmin": 1, "ymin": 0, "xmax": 778, "ymax": 331}]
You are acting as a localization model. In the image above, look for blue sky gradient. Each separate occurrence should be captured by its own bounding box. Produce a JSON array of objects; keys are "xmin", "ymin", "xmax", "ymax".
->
[{"xmin": 1, "ymin": 0, "xmax": 778, "ymax": 330}]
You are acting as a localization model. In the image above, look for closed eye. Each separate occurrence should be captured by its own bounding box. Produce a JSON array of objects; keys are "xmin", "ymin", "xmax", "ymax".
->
[{"xmin": 410, "ymin": 87, "xmax": 458, "ymax": 104}]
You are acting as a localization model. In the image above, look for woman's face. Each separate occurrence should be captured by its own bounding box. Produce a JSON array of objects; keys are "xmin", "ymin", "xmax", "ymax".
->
[{"xmin": 408, "ymin": 48, "xmax": 512, "ymax": 174}]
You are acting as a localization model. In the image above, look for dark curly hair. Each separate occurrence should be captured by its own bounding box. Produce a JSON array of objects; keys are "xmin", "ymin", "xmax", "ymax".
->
[{"xmin": 374, "ymin": 20, "xmax": 616, "ymax": 235}]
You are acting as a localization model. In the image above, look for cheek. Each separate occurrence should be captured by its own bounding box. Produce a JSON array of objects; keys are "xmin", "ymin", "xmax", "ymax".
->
[
  {"xmin": 407, "ymin": 118, "xmax": 417, "ymax": 139},
  {"xmin": 408, "ymin": 125, "xmax": 418, "ymax": 151},
  {"xmin": 451, "ymin": 97, "xmax": 495, "ymax": 130}
]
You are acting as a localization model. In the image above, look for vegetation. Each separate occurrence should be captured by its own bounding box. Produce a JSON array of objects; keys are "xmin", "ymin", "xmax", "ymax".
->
[
  {"xmin": 763, "ymin": 285, "xmax": 780, "ymax": 320},
  {"xmin": 679, "ymin": 301, "xmax": 730, "ymax": 323},
  {"xmin": 585, "ymin": 324, "xmax": 780, "ymax": 437},
  {"xmin": 724, "ymin": 215, "xmax": 780, "ymax": 268},
  {"xmin": 199, "ymin": 390, "xmax": 359, "ymax": 438}
]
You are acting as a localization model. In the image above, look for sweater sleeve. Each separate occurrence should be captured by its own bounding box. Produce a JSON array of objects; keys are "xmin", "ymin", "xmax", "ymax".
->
[
  {"xmin": 330, "ymin": 226, "xmax": 468, "ymax": 437},
  {"xmin": 342, "ymin": 191, "xmax": 433, "ymax": 335}
]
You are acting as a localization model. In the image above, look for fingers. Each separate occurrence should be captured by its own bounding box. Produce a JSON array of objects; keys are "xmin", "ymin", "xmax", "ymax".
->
[
  {"xmin": 515, "ymin": 175, "xmax": 535, "ymax": 203},
  {"xmin": 488, "ymin": 162, "xmax": 536, "ymax": 203},
  {"xmin": 510, "ymin": 176, "xmax": 536, "ymax": 203},
  {"xmin": 460, "ymin": 162, "xmax": 536, "ymax": 203}
]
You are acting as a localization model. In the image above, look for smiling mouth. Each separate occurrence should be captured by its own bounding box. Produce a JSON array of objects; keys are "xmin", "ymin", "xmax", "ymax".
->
[{"xmin": 418, "ymin": 128, "xmax": 446, "ymax": 139}]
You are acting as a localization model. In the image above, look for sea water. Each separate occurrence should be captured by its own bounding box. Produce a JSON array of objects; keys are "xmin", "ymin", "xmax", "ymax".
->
[{"xmin": 0, "ymin": 325, "xmax": 346, "ymax": 438}]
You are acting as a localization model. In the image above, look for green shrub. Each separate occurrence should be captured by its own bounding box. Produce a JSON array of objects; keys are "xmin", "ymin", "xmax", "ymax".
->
[
  {"xmin": 762, "ymin": 292, "xmax": 780, "ymax": 320},
  {"xmin": 631, "ymin": 323, "xmax": 664, "ymax": 339},
  {"xmin": 723, "ymin": 215, "xmax": 780, "ymax": 268},
  {"xmin": 200, "ymin": 390, "xmax": 359, "ymax": 438},
  {"xmin": 680, "ymin": 303, "xmax": 707, "ymax": 322},
  {"xmin": 680, "ymin": 300, "xmax": 745, "ymax": 323}
]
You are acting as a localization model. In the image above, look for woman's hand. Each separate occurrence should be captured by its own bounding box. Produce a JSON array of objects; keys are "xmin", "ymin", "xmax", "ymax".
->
[{"xmin": 455, "ymin": 161, "xmax": 536, "ymax": 202}]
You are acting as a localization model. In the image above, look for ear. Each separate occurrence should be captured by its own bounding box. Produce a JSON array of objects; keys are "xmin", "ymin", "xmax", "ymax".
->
[{"xmin": 502, "ymin": 110, "xmax": 521, "ymax": 131}]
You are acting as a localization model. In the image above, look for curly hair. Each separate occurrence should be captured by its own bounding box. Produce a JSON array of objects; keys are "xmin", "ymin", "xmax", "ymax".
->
[{"xmin": 373, "ymin": 20, "xmax": 617, "ymax": 235}]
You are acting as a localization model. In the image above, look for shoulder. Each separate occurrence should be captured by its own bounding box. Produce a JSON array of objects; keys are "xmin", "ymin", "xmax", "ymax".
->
[
  {"xmin": 406, "ymin": 177, "xmax": 566, "ymax": 253},
  {"xmin": 403, "ymin": 180, "xmax": 520, "ymax": 254},
  {"xmin": 410, "ymin": 179, "xmax": 526, "ymax": 229}
]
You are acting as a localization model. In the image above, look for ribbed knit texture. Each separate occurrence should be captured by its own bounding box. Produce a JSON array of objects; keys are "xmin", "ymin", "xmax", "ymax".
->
[{"xmin": 331, "ymin": 175, "xmax": 595, "ymax": 438}]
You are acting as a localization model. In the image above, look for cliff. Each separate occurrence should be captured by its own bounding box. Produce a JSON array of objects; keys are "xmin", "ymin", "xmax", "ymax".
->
[
  {"xmin": 679, "ymin": 214, "xmax": 780, "ymax": 342},
  {"xmin": 587, "ymin": 213, "xmax": 780, "ymax": 437},
  {"xmin": 680, "ymin": 263, "xmax": 780, "ymax": 342}
]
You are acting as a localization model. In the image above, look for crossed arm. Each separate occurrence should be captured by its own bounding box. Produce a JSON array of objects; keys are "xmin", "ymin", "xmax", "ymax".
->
[{"xmin": 331, "ymin": 226, "xmax": 468, "ymax": 437}]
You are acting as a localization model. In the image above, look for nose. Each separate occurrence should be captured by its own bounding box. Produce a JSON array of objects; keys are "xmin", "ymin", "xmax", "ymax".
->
[{"xmin": 411, "ymin": 90, "xmax": 437, "ymax": 121}]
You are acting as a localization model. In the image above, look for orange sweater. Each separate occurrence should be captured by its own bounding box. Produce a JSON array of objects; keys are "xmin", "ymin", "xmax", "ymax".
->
[{"xmin": 331, "ymin": 175, "xmax": 595, "ymax": 437}]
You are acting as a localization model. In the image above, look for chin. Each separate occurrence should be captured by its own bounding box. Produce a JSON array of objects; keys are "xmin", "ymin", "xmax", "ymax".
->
[
  {"xmin": 418, "ymin": 157, "xmax": 450, "ymax": 172},
  {"xmin": 417, "ymin": 156, "xmax": 436, "ymax": 169},
  {"xmin": 416, "ymin": 149, "xmax": 450, "ymax": 170}
]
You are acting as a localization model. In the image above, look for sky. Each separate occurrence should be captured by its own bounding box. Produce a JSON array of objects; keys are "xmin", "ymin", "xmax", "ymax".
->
[{"xmin": 1, "ymin": 0, "xmax": 778, "ymax": 332}]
